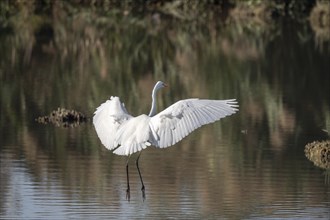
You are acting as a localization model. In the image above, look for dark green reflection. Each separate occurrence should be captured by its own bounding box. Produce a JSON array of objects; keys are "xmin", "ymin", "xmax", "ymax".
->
[{"xmin": 0, "ymin": 1, "xmax": 329, "ymax": 219}]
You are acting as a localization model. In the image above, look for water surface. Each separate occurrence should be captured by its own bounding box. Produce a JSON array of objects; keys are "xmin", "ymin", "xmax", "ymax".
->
[{"xmin": 1, "ymin": 3, "xmax": 330, "ymax": 219}]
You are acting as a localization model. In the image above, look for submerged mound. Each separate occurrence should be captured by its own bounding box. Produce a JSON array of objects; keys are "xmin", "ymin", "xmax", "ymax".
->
[
  {"xmin": 305, "ymin": 140, "xmax": 330, "ymax": 169},
  {"xmin": 36, "ymin": 108, "xmax": 87, "ymax": 127}
]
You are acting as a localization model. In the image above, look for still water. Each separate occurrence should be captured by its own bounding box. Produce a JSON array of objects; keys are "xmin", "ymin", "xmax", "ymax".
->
[{"xmin": 1, "ymin": 4, "xmax": 330, "ymax": 220}]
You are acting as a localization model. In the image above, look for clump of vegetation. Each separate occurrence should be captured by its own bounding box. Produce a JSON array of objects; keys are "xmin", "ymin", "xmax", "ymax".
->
[
  {"xmin": 309, "ymin": 0, "xmax": 330, "ymax": 47},
  {"xmin": 36, "ymin": 108, "xmax": 87, "ymax": 127},
  {"xmin": 305, "ymin": 140, "xmax": 330, "ymax": 169}
]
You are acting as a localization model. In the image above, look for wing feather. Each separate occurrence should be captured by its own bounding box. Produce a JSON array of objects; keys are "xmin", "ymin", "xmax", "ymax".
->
[
  {"xmin": 112, "ymin": 115, "xmax": 153, "ymax": 155},
  {"xmin": 149, "ymin": 98, "xmax": 238, "ymax": 148},
  {"xmin": 93, "ymin": 96, "xmax": 132, "ymax": 150}
]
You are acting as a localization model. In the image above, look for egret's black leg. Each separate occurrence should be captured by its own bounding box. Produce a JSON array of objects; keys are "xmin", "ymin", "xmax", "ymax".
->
[
  {"xmin": 126, "ymin": 156, "xmax": 131, "ymax": 201},
  {"xmin": 136, "ymin": 152, "xmax": 145, "ymax": 201}
]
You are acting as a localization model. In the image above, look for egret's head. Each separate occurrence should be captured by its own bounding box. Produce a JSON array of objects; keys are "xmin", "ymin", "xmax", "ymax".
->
[{"xmin": 155, "ymin": 81, "xmax": 168, "ymax": 91}]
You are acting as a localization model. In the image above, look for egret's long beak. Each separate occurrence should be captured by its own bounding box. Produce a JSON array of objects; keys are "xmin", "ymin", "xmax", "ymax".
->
[{"xmin": 164, "ymin": 83, "xmax": 168, "ymax": 87}]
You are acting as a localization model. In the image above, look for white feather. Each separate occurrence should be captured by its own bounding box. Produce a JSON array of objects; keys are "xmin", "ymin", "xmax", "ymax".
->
[
  {"xmin": 93, "ymin": 81, "xmax": 238, "ymax": 156},
  {"xmin": 149, "ymin": 99, "xmax": 238, "ymax": 148},
  {"xmin": 93, "ymin": 96, "xmax": 132, "ymax": 150}
]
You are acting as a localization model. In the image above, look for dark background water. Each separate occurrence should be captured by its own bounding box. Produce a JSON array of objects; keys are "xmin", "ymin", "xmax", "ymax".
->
[{"xmin": 0, "ymin": 1, "xmax": 329, "ymax": 219}]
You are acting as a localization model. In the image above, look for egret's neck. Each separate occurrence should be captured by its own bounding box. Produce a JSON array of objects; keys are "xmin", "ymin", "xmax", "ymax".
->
[{"xmin": 148, "ymin": 88, "xmax": 158, "ymax": 117}]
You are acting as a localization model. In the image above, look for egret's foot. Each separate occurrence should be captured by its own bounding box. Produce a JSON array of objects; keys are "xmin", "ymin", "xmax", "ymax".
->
[
  {"xmin": 126, "ymin": 187, "xmax": 130, "ymax": 202},
  {"xmin": 141, "ymin": 185, "xmax": 145, "ymax": 201}
]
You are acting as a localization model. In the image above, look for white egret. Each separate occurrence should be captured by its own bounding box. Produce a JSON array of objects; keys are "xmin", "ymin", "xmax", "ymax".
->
[{"xmin": 93, "ymin": 81, "xmax": 238, "ymax": 201}]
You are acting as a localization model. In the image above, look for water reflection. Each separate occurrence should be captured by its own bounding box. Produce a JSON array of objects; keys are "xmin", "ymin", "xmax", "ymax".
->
[{"xmin": 1, "ymin": 2, "xmax": 330, "ymax": 219}]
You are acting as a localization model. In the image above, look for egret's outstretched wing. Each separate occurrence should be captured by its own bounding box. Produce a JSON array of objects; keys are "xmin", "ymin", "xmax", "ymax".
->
[
  {"xmin": 93, "ymin": 96, "xmax": 132, "ymax": 150},
  {"xmin": 149, "ymin": 99, "xmax": 238, "ymax": 148}
]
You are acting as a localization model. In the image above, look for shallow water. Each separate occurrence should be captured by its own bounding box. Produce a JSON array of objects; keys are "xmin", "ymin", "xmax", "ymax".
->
[{"xmin": 1, "ymin": 5, "xmax": 330, "ymax": 220}]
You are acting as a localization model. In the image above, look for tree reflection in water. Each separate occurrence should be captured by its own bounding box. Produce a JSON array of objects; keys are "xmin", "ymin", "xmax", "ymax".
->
[{"xmin": 0, "ymin": 1, "xmax": 329, "ymax": 219}]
